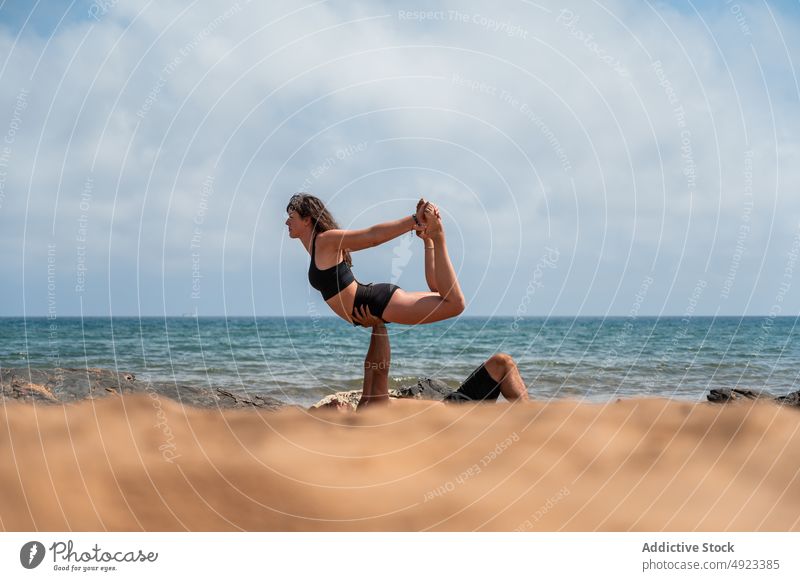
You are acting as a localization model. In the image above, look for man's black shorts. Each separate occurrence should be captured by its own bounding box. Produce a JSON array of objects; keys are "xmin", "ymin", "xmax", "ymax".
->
[{"xmin": 443, "ymin": 363, "xmax": 501, "ymax": 403}]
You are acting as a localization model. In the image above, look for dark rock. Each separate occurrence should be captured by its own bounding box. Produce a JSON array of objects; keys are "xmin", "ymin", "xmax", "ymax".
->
[
  {"xmin": 393, "ymin": 377, "xmax": 454, "ymax": 401},
  {"xmin": 706, "ymin": 388, "xmax": 772, "ymax": 403},
  {"xmin": 775, "ymin": 390, "xmax": 800, "ymax": 407},
  {"xmin": 215, "ymin": 389, "xmax": 285, "ymax": 411},
  {"xmin": 0, "ymin": 367, "xmax": 286, "ymax": 410},
  {"xmin": 707, "ymin": 387, "xmax": 800, "ymax": 408}
]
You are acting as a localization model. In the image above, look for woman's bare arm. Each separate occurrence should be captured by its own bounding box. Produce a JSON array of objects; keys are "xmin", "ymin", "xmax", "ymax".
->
[{"xmin": 319, "ymin": 208, "xmax": 426, "ymax": 253}]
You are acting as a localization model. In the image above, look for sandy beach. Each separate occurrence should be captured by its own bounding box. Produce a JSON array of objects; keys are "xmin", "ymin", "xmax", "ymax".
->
[{"xmin": 1, "ymin": 394, "xmax": 799, "ymax": 532}]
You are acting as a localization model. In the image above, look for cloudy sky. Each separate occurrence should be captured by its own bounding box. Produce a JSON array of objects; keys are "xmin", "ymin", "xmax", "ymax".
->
[{"xmin": 1, "ymin": 0, "xmax": 798, "ymax": 317}]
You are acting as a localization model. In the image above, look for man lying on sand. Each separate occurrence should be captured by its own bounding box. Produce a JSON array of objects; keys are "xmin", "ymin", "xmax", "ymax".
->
[{"xmin": 352, "ymin": 306, "xmax": 529, "ymax": 410}]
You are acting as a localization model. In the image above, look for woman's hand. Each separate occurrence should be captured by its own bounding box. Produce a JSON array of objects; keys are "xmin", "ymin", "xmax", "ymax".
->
[
  {"xmin": 351, "ymin": 305, "xmax": 386, "ymax": 328},
  {"xmin": 414, "ymin": 198, "xmax": 429, "ymax": 232},
  {"xmin": 415, "ymin": 199, "xmax": 441, "ymax": 239}
]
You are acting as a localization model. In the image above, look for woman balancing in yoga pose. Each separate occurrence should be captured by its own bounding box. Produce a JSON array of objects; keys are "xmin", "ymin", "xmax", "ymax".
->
[{"xmin": 286, "ymin": 193, "xmax": 465, "ymax": 326}]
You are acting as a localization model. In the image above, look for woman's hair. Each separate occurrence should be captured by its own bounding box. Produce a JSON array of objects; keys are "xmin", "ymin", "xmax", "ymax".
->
[{"xmin": 287, "ymin": 193, "xmax": 352, "ymax": 266}]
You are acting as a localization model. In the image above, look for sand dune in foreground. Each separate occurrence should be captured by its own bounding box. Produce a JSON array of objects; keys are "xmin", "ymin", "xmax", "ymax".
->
[{"xmin": 1, "ymin": 395, "xmax": 798, "ymax": 531}]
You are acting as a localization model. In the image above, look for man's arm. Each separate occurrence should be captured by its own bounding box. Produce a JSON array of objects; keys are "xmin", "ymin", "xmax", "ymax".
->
[{"xmin": 354, "ymin": 307, "xmax": 391, "ymax": 410}]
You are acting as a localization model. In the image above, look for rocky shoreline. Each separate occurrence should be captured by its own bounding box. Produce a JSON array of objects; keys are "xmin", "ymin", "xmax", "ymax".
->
[
  {"xmin": 0, "ymin": 367, "xmax": 287, "ymax": 410},
  {"xmin": 2, "ymin": 366, "xmax": 798, "ymax": 410},
  {"xmin": 0, "ymin": 367, "xmax": 455, "ymax": 411},
  {"xmin": 706, "ymin": 387, "xmax": 800, "ymax": 407}
]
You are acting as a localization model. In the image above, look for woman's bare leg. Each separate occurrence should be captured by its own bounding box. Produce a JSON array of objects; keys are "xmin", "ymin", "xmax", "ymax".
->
[
  {"xmin": 419, "ymin": 235, "xmax": 438, "ymax": 292},
  {"xmin": 425, "ymin": 208, "xmax": 465, "ymax": 311},
  {"xmin": 415, "ymin": 198, "xmax": 439, "ymax": 293},
  {"xmin": 382, "ymin": 210, "xmax": 464, "ymax": 325}
]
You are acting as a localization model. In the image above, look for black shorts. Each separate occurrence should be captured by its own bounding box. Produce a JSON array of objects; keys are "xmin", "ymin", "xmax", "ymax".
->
[
  {"xmin": 443, "ymin": 363, "xmax": 502, "ymax": 403},
  {"xmin": 352, "ymin": 282, "xmax": 400, "ymax": 326}
]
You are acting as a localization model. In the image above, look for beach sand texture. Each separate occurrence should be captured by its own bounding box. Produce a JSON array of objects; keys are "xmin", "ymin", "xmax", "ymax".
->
[{"xmin": 1, "ymin": 395, "xmax": 798, "ymax": 531}]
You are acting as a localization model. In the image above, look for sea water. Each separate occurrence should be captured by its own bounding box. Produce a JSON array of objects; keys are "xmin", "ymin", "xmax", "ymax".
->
[{"xmin": 1, "ymin": 316, "xmax": 798, "ymax": 407}]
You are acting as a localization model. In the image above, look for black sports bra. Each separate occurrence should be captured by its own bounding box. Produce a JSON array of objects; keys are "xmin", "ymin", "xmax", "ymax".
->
[{"xmin": 308, "ymin": 233, "xmax": 355, "ymax": 301}]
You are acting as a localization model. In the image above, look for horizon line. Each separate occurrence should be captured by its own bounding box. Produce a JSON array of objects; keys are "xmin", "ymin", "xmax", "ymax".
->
[{"xmin": 1, "ymin": 314, "xmax": 798, "ymax": 319}]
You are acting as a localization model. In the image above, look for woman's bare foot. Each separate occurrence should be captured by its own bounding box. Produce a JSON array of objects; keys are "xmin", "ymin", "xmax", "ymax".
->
[{"xmin": 424, "ymin": 203, "xmax": 443, "ymax": 237}]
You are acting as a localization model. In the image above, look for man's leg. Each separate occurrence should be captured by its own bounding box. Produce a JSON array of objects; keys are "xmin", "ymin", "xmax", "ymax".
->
[
  {"xmin": 446, "ymin": 353, "xmax": 529, "ymax": 403},
  {"xmin": 357, "ymin": 323, "xmax": 390, "ymax": 410},
  {"xmin": 484, "ymin": 353, "xmax": 529, "ymax": 401}
]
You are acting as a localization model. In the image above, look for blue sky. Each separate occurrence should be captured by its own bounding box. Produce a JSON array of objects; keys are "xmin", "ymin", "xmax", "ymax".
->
[{"xmin": 0, "ymin": 0, "xmax": 799, "ymax": 317}]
